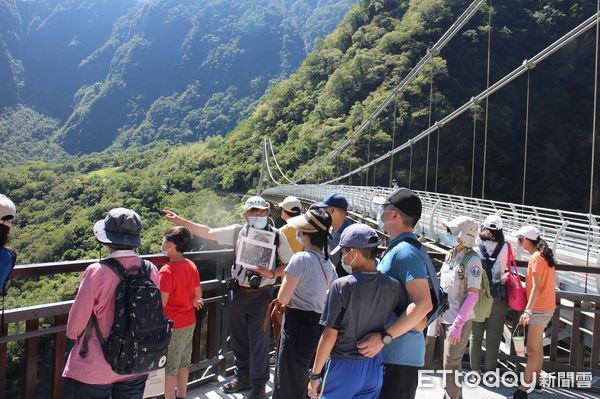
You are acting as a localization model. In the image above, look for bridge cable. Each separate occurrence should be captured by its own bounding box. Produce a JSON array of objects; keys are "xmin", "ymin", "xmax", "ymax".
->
[
  {"xmin": 471, "ymin": 106, "xmax": 477, "ymax": 198},
  {"xmin": 389, "ymin": 95, "xmax": 398, "ymax": 187},
  {"xmin": 522, "ymin": 69, "xmax": 532, "ymax": 205},
  {"xmin": 425, "ymin": 69, "xmax": 434, "ymax": 191},
  {"xmin": 481, "ymin": 0, "xmax": 493, "ymax": 199},
  {"xmin": 293, "ymin": 0, "xmax": 487, "ymax": 183},
  {"xmin": 263, "ymin": 138, "xmax": 282, "ymax": 186},
  {"xmin": 435, "ymin": 125, "xmax": 441, "ymax": 192},
  {"xmin": 267, "ymin": 138, "xmax": 295, "ymax": 185},
  {"xmin": 409, "ymin": 141, "xmax": 413, "ymax": 189},
  {"xmin": 585, "ymin": 0, "xmax": 600, "ymax": 292},
  {"xmin": 322, "ymin": 12, "xmax": 600, "ymax": 185}
]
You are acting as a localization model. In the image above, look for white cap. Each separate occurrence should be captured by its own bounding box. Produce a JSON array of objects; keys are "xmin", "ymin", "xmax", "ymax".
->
[
  {"xmin": 278, "ymin": 196, "xmax": 302, "ymax": 213},
  {"xmin": 512, "ymin": 225, "xmax": 540, "ymax": 241},
  {"xmin": 443, "ymin": 216, "xmax": 478, "ymax": 248},
  {"xmin": 0, "ymin": 195, "xmax": 16, "ymax": 225},
  {"xmin": 243, "ymin": 196, "xmax": 270, "ymax": 210},
  {"xmin": 483, "ymin": 214, "xmax": 503, "ymax": 230}
]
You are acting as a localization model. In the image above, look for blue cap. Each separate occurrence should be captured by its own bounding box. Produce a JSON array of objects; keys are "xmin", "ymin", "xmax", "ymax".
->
[
  {"xmin": 330, "ymin": 224, "xmax": 381, "ymax": 255},
  {"xmin": 313, "ymin": 194, "xmax": 348, "ymax": 211}
]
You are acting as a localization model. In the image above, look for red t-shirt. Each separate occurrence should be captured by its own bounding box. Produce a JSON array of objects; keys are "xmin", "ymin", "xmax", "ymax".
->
[{"xmin": 159, "ymin": 259, "xmax": 201, "ymax": 329}]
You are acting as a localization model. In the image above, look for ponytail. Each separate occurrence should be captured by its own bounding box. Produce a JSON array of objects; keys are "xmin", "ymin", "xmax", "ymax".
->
[
  {"xmin": 0, "ymin": 225, "xmax": 8, "ymax": 248},
  {"xmin": 535, "ymin": 237, "xmax": 556, "ymax": 267}
]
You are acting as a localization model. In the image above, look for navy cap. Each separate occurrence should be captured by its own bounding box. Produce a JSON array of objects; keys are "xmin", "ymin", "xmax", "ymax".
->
[
  {"xmin": 330, "ymin": 223, "xmax": 381, "ymax": 255},
  {"xmin": 313, "ymin": 194, "xmax": 348, "ymax": 211}
]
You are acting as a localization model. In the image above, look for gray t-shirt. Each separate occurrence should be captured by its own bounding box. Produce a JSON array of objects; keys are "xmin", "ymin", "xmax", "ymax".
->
[
  {"xmin": 285, "ymin": 251, "xmax": 337, "ymax": 313},
  {"xmin": 320, "ymin": 272, "xmax": 409, "ymax": 360}
]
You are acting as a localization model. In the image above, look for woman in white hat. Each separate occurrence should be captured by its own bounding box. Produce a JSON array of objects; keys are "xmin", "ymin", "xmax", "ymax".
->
[
  {"xmin": 512, "ymin": 225, "xmax": 556, "ymax": 399},
  {"xmin": 0, "ymin": 194, "xmax": 17, "ymax": 295},
  {"xmin": 438, "ymin": 216, "xmax": 482, "ymax": 399},
  {"xmin": 470, "ymin": 214, "xmax": 511, "ymax": 373}
]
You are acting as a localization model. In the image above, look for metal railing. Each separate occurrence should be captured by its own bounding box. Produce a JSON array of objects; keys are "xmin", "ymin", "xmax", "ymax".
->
[{"xmin": 263, "ymin": 185, "xmax": 600, "ymax": 293}]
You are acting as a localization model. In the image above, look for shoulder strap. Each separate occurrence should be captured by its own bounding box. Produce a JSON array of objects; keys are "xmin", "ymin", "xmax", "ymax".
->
[
  {"xmin": 99, "ymin": 257, "xmax": 128, "ymax": 280},
  {"xmin": 393, "ymin": 236, "xmax": 440, "ymax": 300},
  {"xmin": 308, "ymin": 250, "xmax": 330, "ymax": 287},
  {"xmin": 79, "ymin": 314, "xmax": 105, "ymax": 358},
  {"xmin": 490, "ymin": 241, "xmax": 504, "ymax": 260}
]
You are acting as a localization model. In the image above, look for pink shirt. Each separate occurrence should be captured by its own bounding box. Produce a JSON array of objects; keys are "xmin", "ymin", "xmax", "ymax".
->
[{"xmin": 62, "ymin": 251, "xmax": 160, "ymax": 384}]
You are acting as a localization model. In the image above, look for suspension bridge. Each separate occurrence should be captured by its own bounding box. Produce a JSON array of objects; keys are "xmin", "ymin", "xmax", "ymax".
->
[{"xmin": 2, "ymin": 0, "xmax": 600, "ymax": 398}]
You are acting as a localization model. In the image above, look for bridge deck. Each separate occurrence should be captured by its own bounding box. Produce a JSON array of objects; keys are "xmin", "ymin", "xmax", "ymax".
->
[{"xmin": 187, "ymin": 370, "xmax": 600, "ymax": 399}]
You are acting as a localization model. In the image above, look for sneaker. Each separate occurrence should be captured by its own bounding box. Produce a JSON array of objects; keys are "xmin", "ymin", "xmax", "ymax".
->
[
  {"xmin": 269, "ymin": 351, "xmax": 278, "ymax": 365},
  {"xmin": 221, "ymin": 376, "xmax": 251, "ymax": 393},
  {"xmin": 249, "ymin": 386, "xmax": 267, "ymax": 399},
  {"xmin": 513, "ymin": 388, "xmax": 528, "ymax": 399},
  {"xmin": 534, "ymin": 383, "xmax": 543, "ymax": 392}
]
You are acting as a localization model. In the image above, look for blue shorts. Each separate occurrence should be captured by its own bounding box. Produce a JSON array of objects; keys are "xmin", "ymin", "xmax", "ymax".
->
[{"xmin": 320, "ymin": 354, "xmax": 383, "ymax": 399}]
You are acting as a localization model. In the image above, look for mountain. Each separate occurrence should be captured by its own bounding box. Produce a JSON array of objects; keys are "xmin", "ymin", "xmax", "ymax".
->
[{"xmin": 0, "ymin": 0, "xmax": 354, "ymax": 160}]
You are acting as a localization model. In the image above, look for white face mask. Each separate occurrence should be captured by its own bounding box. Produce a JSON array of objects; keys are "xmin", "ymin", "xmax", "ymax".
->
[
  {"xmin": 447, "ymin": 232, "xmax": 458, "ymax": 247},
  {"xmin": 248, "ymin": 216, "xmax": 268, "ymax": 229},
  {"xmin": 341, "ymin": 251, "xmax": 356, "ymax": 274}
]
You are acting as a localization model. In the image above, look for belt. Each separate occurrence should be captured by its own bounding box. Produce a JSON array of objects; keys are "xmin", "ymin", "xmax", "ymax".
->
[{"xmin": 236, "ymin": 284, "xmax": 273, "ymax": 292}]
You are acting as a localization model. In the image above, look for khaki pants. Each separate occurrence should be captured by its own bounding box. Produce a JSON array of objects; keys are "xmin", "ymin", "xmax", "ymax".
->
[{"xmin": 441, "ymin": 320, "xmax": 472, "ymax": 399}]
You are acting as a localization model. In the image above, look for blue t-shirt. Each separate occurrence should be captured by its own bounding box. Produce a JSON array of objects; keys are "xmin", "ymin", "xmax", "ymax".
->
[
  {"xmin": 0, "ymin": 247, "xmax": 14, "ymax": 294},
  {"xmin": 376, "ymin": 232, "xmax": 428, "ymax": 367}
]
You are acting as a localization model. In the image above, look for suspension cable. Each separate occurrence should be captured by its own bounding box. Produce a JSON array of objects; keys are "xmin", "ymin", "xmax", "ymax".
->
[
  {"xmin": 585, "ymin": 0, "xmax": 600, "ymax": 292},
  {"xmin": 267, "ymin": 139, "xmax": 295, "ymax": 184},
  {"xmin": 323, "ymin": 12, "xmax": 599, "ymax": 184},
  {"xmin": 389, "ymin": 95, "xmax": 398, "ymax": 187},
  {"xmin": 435, "ymin": 125, "xmax": 440, "ymax": 192},
  {"xmin": 425, "ymin": 70, "xmax": 434, "ymax": 190},
  {"xmin": 471, "ymin": 105, "xmax": 478, "ymax": 197},
  {"xmin": 263, "ymin": 139, "xmax": 282, "ymax": 186},
  {"xmin": 408, "ymin": 141, "xmax": 413, "ymax": 189},
  {"xmin": 522, "ymin": 68, "xmax": 532, "ymax": 205},
  {"xmin": 481, "ymin": 0, "xmax": 493, "ymax": 199},
  {"xmin": 294, "ymin": 0, "xmax": 487, "ymax": 183}
]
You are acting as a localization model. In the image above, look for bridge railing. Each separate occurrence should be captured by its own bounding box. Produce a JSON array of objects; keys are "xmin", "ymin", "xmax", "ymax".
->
[
  {"xmin": 1, "ymin": 250, "xmax": 234, "ymax": 399},
  {"xmin": 263, "ymin": 185, "xmax": 600, "ymax": 292}
]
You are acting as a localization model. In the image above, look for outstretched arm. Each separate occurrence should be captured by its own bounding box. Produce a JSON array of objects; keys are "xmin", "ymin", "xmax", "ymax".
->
[{"xmin": 162, "ymin": 210, "xmax": 216, "ymax": 241}]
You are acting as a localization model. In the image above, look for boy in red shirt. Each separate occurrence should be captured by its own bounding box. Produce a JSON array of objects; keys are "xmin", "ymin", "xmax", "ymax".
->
[{"xmin": 159, "ymin": 226, "xmax": 203, "ymax": 399}]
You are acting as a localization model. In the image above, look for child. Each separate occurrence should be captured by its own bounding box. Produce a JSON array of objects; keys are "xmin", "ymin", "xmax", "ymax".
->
[
  {"xmin": 308, "ymin": 224, "xmax": 409, "ymax": 399},
  {"xmin": 159, "ymin": 226, "xmax": 203, "ymax": 399}
]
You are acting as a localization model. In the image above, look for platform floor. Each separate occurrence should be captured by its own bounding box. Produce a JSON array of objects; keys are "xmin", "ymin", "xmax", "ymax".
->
[{"xmin": 187, "ymin": 370, "xmax": 600, "ymax": 399}]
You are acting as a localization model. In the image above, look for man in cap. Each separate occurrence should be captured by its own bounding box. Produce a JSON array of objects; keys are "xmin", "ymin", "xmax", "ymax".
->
[
  {"xmin": 356, "ymin": 188, "xmax": 432, "ymax": 399},
  {"xmin": 313, "ymin": 194, "xmax": 353, "ymax": 277},
  {"xmin": 63, "ymin": 208, "xmax": 160, "ymax": 398},
  {"xmin": 163, "ymin": 196, "xmax": 293, "ymax": 399},
  {"xmin": 308, "ymin": 223, "xmax": 409, "ymax": 398},
  {"xmin": 278, "ymin": 196, "xmax": 303, "ymax": 253}
]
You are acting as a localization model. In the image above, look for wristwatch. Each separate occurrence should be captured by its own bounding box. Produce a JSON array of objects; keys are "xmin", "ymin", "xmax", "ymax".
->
[
  {"xmin": 308, "ymin": 369, "xmax": 322, "ymax": 380},
  {"xmin": 380, "ymin": 329, "xmax": 393, "ymax": 345}
]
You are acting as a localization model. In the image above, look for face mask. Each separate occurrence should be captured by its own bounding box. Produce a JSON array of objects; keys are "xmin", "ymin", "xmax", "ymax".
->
[
  {"xmin": 296, "ymin": 231, "xmax": 304, "ymax": 245},
  {"xmin": 341, "ymin": 251, "xmax": 356, "ymax": 274},
  {"xmin": 248, "ymin": 216, "xmax": 268, "ymax": 229},
  {"xmin": 447, "ymin": 232, "xmax": 458, "ymax": 247},
  {"xmin": 376, "ymin": 207, "xmax": 386, "ymax": 230}
]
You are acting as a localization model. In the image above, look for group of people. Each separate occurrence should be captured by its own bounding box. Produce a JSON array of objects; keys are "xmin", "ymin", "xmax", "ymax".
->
[{"xmin": 0, "ymin": 187, "xmax": 557, "ymax": 399}]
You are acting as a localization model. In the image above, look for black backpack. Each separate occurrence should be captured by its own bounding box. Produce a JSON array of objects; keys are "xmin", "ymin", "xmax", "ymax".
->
[
  {"xmin": 80, "ymin": 258, "xmax": 173, "ymax": 375},
  {"xmin": 386, "ymin": 237, "xmax": 447, "ymax": 326}
]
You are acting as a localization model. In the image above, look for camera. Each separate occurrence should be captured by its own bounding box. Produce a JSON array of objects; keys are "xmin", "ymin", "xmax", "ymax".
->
[
  {"xmin": 247, "ymin": 272, "xmax": 262, "ymax": 289},
  {"xmin": 223, "ymin": 277, "xmax": 238, "ymax": 291}
]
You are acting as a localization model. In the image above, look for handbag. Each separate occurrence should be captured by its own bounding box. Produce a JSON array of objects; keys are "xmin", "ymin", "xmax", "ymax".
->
[{"xmin": 505, "ymin": 244, "xmax": 527, "ymax": 311}]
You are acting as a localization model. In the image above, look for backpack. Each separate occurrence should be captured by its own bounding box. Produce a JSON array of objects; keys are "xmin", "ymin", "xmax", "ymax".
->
[
  {"xmin": 457, "ymin": 249, "xmax": 493, "ymax": 322},
  {"xmin": 478, "ymin": 241, "xmax": 508, "ymax": 303},
  {"xmin": 388, "ymin": 237, "xmax": 447, "ymax": 327},
  {"xmin": 79, "ymin": 258, "xmax": 173, "ymax": 375}
]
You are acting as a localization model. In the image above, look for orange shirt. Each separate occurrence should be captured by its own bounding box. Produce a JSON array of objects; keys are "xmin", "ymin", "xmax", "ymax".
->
[{"xmin": 526, "ymin": 251, "xmax": 556, "ymax": 311}]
